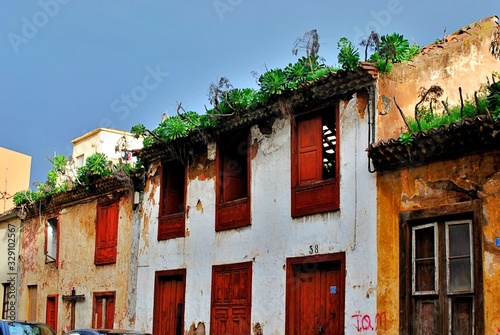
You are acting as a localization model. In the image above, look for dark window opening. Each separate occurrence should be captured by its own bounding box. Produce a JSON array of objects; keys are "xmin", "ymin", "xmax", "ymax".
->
[
  {"xmin": 158, "ymin": 160, "xmax": 186, "ymax": 240},
  {"xmin": 216, "ymin": 130, "xmax": 251, "ymax": 231}
]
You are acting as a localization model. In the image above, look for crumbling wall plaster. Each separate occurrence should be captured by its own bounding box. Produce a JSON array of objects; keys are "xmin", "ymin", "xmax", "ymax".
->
[
  {"xmin": 136, "ymin": 94, "xmax": 378, "ymax": 334},
  {"xmin": 377, "ymin": 149, "xmax": 500, "ymax": 334}
]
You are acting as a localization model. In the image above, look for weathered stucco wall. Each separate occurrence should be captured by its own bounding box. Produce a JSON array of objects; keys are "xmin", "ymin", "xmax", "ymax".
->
[
  {"xmin": 18, "ymin": 193, "xmax": 138, "ymax": 334},
  {"xmin": 377, "ymin": 149, "xmax": 500, "ymax": 334},
  {"xmin": 0, "ymin": 214, "xmax": 21, "ymax": 320},
  {"xmin": 377, "ymin": 16, "xmax": 500, "ymax": 141},
  {"xmin": 136, "ymin": 93, "xmax": 378, "ymax": 334}
]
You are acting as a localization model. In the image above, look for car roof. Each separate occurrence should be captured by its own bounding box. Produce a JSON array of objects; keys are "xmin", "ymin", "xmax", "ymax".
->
[
  {"xmin": 1, "ymin": 320, "xmax": 48, "ymax": 325},
  {"xmin": 65, "ymin": 329, "xmax": 150, "ymax": 335}
]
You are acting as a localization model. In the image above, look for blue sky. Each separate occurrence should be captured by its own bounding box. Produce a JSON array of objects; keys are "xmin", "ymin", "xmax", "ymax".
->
[{"xmin": 0, "ymin": 0, "xmax": 498, "ymax": 188}]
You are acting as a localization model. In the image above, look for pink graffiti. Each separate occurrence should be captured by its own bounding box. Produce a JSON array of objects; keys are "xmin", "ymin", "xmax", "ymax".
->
[{"xmin": 351, "ymin": 312, "xmax": 387, "ymax": 332}]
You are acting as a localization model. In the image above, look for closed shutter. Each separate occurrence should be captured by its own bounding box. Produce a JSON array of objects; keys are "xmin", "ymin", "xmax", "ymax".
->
[
  {"xmin": 95, "ymin": 201, "xmax": 118, "ymax": 265},
  {"xmin": 158, "ymin": 161, "xmax": 186, "ymax": 240},
  {"xmin": 291, "ymin": 106, "xmax": 340, "ymax": 217},
  {"xmin": 297, "ymin": 115, "xmax": 322, "ymax": 184},
  {"xmin": 161, "ymin": 161, "xmax": 185, "ymax": 215}
]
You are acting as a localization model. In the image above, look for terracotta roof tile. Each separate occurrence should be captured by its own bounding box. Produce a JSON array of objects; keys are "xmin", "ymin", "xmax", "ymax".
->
[
  {"xmin": 138, "ymin": 66, "xmax": 378, "ymax": 164},
  {"xmin": 368, "ymin": 115, "xmax": 500, "ymax": 171}
]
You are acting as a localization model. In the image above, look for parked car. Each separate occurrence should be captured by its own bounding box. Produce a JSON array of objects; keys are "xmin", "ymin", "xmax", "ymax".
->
[
  {"xmin": 65, "ymin": 329, "xmax": 150, "ymax": 335},
  {"xmin": 0, "ymin": 320, "xmax": 56, "ymax": 335}
]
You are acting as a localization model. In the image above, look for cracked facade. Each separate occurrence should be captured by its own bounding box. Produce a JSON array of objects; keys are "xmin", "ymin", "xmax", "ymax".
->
[{"xmin": 1, "ymin": 15, "xmax": 499, "ymax": 335}]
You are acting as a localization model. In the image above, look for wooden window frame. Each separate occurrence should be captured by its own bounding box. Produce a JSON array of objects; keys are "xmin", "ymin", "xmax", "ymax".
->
[
  {"xmin": 291, "ymin": 103, "xmax": 340, "ymax": 217},
  {"xmin": 445, "ymin": 220, "xmax": 474, "ymax": 295},
  {"xmin": 399, "ymin": 201, "xmax": 484, "ymax": 334},
  {"xmin": 158, "ymin": 160, "xmax": 186, "ymax": 240},
  {"xmin": 45, "ymin": 216, "xmax": 59, "ymax": 266},
  {"xmin": 411, "ymin": 222, "xmax": 438, "ymax": 295},
  {"xmin": 215, "ymin": 130, "xmax": 251, "ymax": 231},
  {"xmin": 94, "ymin": 198, "xmax": 119, "ymax": 265},
  {"xmin": 93, "ymin": 291, "xmax": 116, "ymax": 329},
  {"xmin": 2, "ymin": 283, "xmax": 10, "ymax": 319}
]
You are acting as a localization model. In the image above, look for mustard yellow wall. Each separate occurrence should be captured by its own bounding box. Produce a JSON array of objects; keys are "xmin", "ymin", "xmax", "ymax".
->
[
  {"xmin": 376, "ymin": 16, "xmax": 500, "ymax": 142},
  {"xmin": 377, "ymin": 150, "xmax": 500, "ymax": 334},
  {"xmin": 0, "ymin": 147, "xmax": 31, "ymax": 213}
]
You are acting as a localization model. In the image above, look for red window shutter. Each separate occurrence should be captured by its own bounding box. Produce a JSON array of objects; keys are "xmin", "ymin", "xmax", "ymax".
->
[
  {"xmin": 105, "ymin": 296, "xmax": 115, "ymax": 329},
  {"xmin": 95, "ymin": 201, "xmax": 118, "ymax": 265},
  {"xmin": 95, "ymin": 298, "xmax": 103, "ymax": 328},
  {"xmin": 297, "ymin": 116, "xmax": 322, "ymax": 184},
  {"xmin": 221, "ymin": 142, "xmax": 248, "ymax": 202},
  {"xmin": 161, "ymin": 161, "xmax": 185, "ymax": 216},
  {"xmin": 158, "ymin": 161, "xmax": 186, "ymax": 240}
]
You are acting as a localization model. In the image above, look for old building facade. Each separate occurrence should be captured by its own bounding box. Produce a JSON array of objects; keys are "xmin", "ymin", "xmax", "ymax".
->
[
  {"xmin": 371, "ymin": 15, "xmax": 500, "ymax": 335},
  {"xmin": 4, "ymin": 15, "xmax": 499, "ymax": 335},
  {"xmin": 133, "ymin": 64, "xmax": 381, "ymax": 334}
]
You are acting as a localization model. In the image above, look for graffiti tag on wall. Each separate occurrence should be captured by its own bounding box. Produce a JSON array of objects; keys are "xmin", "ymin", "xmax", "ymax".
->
[{"xmin": 351, "ymin": 312, "xmax": 387, "ymax": 332}]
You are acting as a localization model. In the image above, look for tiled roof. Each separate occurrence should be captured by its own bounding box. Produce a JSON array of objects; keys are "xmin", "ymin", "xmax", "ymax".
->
[
  {"xmin": 368, "ymin": 115, "xmax": 500, "ymax": 172},
  {"xmin": 22, "ymin": 175, "xmax": 136, "ymax": 218},
  {"xmin": 138, "ymin": 65, "xmax": 378, "ymax": 164}
]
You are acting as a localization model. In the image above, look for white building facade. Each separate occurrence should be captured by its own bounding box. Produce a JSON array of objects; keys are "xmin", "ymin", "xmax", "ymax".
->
[{"xmin": 135, "ymin": 68, "xmax": 379, "ymax": 334}]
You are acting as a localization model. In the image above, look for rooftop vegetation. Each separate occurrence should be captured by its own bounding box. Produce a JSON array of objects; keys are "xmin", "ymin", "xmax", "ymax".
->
[
  {"xmin": 13, "ymin": 152, "xmax": 141, "ymax": 207},
  {"xmin": 397, "ymin": 79, "xmax": 500, "ymax": 145},
  {"xmin": 11, "ymin": 28, "xmax": 499, "ymax": 208},
  {"xmin": 131, "ymin": 31, "xmax": 420, "ymax": 147}
]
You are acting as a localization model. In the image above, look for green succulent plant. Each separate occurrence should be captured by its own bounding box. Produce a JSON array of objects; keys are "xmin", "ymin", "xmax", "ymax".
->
[
  {"xmin": 487, "ymin": 80, "xmax": 500, "ymax": 116},
  {"xmin": 399, "ymin": 132, "xmax": 414, "ymax": 146},
  {"xmin": 337, "ymin": 37, "xmax": 360, "ymax": 71},
  {"xmin": 258, "ymin": 68, "xmax": 288, "ymax": 96}
]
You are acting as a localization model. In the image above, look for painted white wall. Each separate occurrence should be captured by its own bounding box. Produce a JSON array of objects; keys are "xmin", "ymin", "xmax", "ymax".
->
[
  {"xmin": 136, "ymin": 94, "xmax": 378, "ymax": 334},
  {"xmin": 72, "ymin": 128, "xmax": 142, "ymax": 165}
]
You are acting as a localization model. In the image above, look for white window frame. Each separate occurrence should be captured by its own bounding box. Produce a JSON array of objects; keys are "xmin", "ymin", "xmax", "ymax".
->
[
  {"xmin": 46, "ymin": 218, "xmax": 58, "ymax": 262},
  {"xmin": 445, "ymin": 219, "xmax": 474, "ymax": 294},
  {"xmin": 412, "ymin": 222, "xmax": 438, "ymax": 295}
]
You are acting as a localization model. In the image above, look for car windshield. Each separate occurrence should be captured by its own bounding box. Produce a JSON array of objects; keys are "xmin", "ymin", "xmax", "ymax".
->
[{"xmin": 7, "ymin": 323, "xmax": 55, "ymax": 335}]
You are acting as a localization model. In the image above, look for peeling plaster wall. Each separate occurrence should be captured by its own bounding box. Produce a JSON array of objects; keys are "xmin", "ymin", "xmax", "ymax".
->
[
  {"xmin": 17, "ymin": 194, "xmax": 138, "ymax": 334},
  {"xmin": 136, "ymin": 94, "xmax": 378, "ymax": 334},
  {"xmin": 377, "ymin": 150, "xmax": 500, "ymax": 334},
  {"xmin": 0, "ymin": 215, "xmax": 21, "ymax": 319},
  {"xmin": 377, "ymin": 16, "xmax": 500, "ymax": 140}
]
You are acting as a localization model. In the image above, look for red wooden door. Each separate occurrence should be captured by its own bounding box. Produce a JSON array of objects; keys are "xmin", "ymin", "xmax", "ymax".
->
[
  {"xmin": 153, "ymin": 270, "xmax": 185, "ymax": 335},
  {"xmin": 287, "ymin": 254, "xmax": 345, "ymax": 335},
  {"xmin": 46, "ymin": 295, "xmax": 58, "ymax": 332},
  {"xmin": 211, "ymin": 262, "xmax": 252, "ymax": 335}
]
